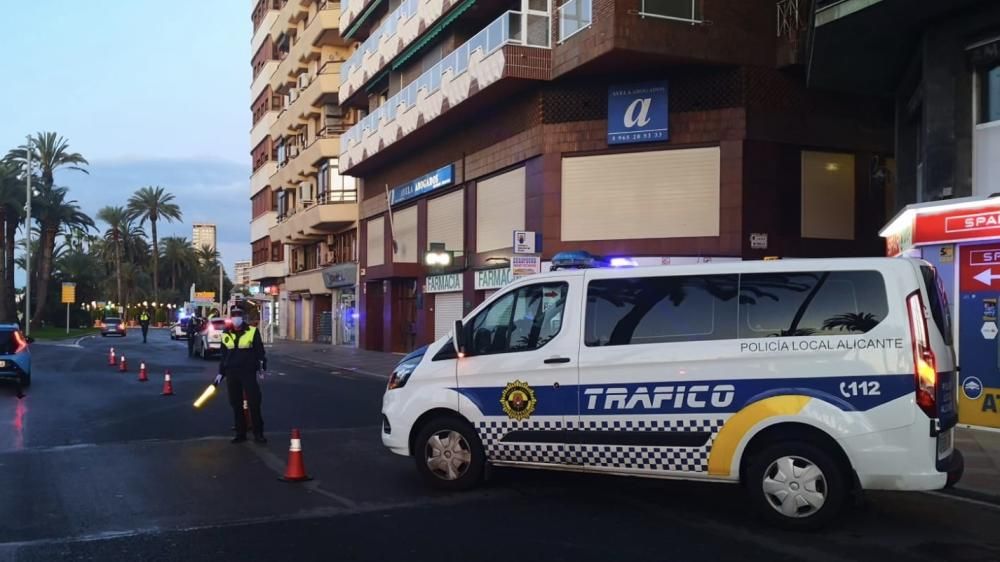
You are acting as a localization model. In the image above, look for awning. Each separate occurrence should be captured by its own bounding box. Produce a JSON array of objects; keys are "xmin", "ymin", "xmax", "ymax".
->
[
  {"xmin": 344, "ymin": 0, "xmax": 385, "ymax": 40},
  {"xmin": 323, "ymin": 263, "xmax": 359, "ymax": 289},
  {"xmin": 392, "ymin": 0, "xmax": 477, "ymax": 70}
]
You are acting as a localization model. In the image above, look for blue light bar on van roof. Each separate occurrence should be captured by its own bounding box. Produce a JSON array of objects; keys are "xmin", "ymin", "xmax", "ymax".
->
[{"xmin": 551, "ymin": 251, "xmax": 608, "ymax": 270}]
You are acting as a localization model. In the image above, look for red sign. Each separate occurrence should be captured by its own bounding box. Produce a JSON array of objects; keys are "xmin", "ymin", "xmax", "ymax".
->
[
  {"xmin": 915, "ymin": 203, "xmax": 1000, "ymax": 245},
  {"xmin": 961, "ymin": 243, "xmax": 1000, "ymax": 292}
]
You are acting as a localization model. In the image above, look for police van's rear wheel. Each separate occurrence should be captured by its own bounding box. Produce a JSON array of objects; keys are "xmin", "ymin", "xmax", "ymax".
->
[
  {"xmin": 746, "ymin": 441, "xmax": 847, "ymax": 531},
  {"xmin": 414, "ymin": 417, "xmax": 485, "ymax": 491}
]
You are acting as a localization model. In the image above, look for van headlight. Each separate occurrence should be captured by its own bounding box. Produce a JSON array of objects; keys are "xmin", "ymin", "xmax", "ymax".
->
[{"xmin": 387, "ymin": 359, "xmax": 419, "ymax": 390}]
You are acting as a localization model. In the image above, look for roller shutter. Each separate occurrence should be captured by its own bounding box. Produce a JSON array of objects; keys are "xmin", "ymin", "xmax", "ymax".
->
[
  {"xmin": 433, "ymin": 292, "xmax": 464, "ymax": 341},
  {"xmin": 477, "ymin": 167, "xmax": 525, "ymax": 252},
  {"xmin": 427, "ymin": 190, "xmax": 464, "ymax": 252},
  {"xmin": 367, "ymin": 217, "xmax": 385, "ymax": 266}
]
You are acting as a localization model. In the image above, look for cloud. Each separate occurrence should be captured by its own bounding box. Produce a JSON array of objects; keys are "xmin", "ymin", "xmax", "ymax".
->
[{"xmin": 56, "ymin": 157, "xmax": 251, "ymax": 273}]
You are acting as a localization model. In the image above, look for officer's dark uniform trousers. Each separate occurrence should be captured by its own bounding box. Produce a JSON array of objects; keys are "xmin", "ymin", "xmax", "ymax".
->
[{"xmin": 220, "ymin": 326, "xmax": 266, "ymax": 438}]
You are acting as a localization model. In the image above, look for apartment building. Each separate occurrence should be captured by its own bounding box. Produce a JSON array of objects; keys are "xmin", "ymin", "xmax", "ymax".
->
[
  {"xmin": 339, "ymin": 0, "xmax": 895, "ymax": 352},
  {"xmin": 234, "ymin": 260, "xmax": 252, "ymax": 288},
  {"xmin": 249, "ymin": 0, "xmax": 361, "ymax": 345},
  {"xmin": 808, "ymin": 0, "xmax": 1000, "ymax": 206},
  {"xmin": 192, "ymin": 223, "xmax": 217, "ymax": 252}
]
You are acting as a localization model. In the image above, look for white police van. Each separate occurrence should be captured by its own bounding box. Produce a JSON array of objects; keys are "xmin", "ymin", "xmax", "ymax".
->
[{"xmin": 381, "ymin": 253, "xmax": 963, "ymax": 529}]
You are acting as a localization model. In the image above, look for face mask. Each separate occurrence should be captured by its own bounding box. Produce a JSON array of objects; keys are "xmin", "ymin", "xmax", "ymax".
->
[{"xmin": 231, "ymin": 317, "xmax": 244, "ymax": 329}]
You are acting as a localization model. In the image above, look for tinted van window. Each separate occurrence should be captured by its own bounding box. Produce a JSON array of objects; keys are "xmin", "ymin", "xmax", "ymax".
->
[
  {"xmin": 739, "ymin": 271, "xmax": 888, "ymax": 338},
  {"xmin": 585, "ymin": 275, "xmax": 739, "ymax": 346},
  {"xmin": 468, "ymin": 283, "xmax": 568, "ymax": 356},
  {"xmin": 920, "ymin": 265, "xmax": 952, "ymax": 345}
]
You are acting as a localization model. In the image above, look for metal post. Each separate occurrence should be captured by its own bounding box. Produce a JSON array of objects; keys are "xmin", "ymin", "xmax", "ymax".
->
[
  {"xmin": 66, "ymin": 303, "xmax": 70, "ymax": 335},
  {"xmin": 24, "ymin": 136, "xmax": 31, "ymax": 337},
  {"xmin": 218, "ymin": 264, "xmax": 223, "ymax": 313}
]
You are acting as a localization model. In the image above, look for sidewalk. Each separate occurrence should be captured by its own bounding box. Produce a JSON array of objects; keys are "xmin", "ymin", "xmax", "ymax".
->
[
  {"xmin": 953, "ymin": 427, "xmax": 1000, "ymax": 502},
  {"xmin": 265, "ymin": 340, "xmax": 403, "ymax": 378}
]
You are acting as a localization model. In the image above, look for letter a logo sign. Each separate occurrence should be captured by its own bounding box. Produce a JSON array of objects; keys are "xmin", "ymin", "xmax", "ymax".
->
[
  {"xmin": 623, "ymin": 98, "xmax": 652, "ymax": 129},
  {"xmin": 608, "ymin": 81, "xmax": 669, "ymax": 145}
]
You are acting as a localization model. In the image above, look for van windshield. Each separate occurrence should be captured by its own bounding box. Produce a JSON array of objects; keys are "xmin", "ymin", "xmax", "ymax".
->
[{"xmin": 920, "ymin": 265, "xmax": 952, "ymax": 345}]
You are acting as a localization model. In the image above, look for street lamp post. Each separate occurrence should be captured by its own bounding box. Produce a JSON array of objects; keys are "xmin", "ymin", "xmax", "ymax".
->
[{"xmin": 24, "ymin": 136, "xmax": 32, "ymax": 337}]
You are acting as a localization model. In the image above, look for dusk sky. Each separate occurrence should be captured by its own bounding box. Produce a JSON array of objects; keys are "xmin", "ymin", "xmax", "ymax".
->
[{"xmin": 0, "ymin": 0, "xmax": 251, "ymax": 285}]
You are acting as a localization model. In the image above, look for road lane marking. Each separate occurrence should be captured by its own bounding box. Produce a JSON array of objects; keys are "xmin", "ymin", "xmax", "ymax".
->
[
  {"xmin": 924, "ymin": 490, "xmax": 1000, "ymax": 511},
  {"xmin": 245, "ymin": 442, "xmax": 359, "ymax": 508}
]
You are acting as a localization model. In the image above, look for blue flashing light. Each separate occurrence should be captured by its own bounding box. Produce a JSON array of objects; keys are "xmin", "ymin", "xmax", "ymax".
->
[
  {"xmin": 550, "ymin": 251, "xmax": 608, "ymax": 270},
  {"xmin": 609, "ymin": 257, "xmax": 638, "ymax": 268}
]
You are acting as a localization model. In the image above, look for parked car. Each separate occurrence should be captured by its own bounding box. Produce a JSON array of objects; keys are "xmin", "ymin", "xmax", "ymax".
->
[
  {"xmin": 0, "ymin": 324, "xmax": 32, "ymax": 387},
  {"xmin": 170, "ymin": 317, "xmax": 191, "ymax": 340},
  {"xmin": 100, "ymin": 317, "xmax": 127, "ymax": 337},
  {"xmin": 193, "ymin": 318, "xmax": 228, "ymax": 359}
]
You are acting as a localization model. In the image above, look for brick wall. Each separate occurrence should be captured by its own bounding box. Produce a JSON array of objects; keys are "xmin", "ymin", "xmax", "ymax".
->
[{"xmin": 252, "ymin": 36, "xmax": 276, "ymax": 79}]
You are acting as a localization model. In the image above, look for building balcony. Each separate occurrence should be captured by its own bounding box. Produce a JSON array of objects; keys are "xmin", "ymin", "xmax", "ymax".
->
[
  {"xmin": 249, "ymin": 260, "xmax": 287, "ymax": 281},
  {"xmin": 271, "ymin": 154, "xmax": 304, "ymax": 189},
  {"xmin": 272, "ymin": 197, "xmax": 358, "ymax": 244},
  {"xmin": 250, "ymin": 110, "xmax": 279, "ymax": 149},
  {"xmin": 251, "ymin": 211, "xmax": 278, "ymax": 241},
  {"xmin": 251, "ymin": 161, "xmax": 278, "ymax": 197},
  {"xmin": 297, "ymin": 136, "xmax": 341, "ymax": 171},
  {"xmin": 271, "ymin": 0, "xmax": 310, "ymax": 40},
  {"xmin": 253, "ymin": 10, "xmax": 280, "ymax": 53},
  {"xmin": 303, "ymin": 62, "xmax": 343, "ymax": 109},
  {"xmin": 294, "ymin": 5, "xmax": 346, "ymax": 61},
  {"xmin": 252, "ymin": 60, "xmax": 279, "ymax": 99},
  {"xmin": 274, "ymin": 102, "xmax": 307, "ymax": 137},
  {"xmin": 340, "ymin": 0, "xmax": 381, "ymax": 41},
  {"xmin": 340, "ymin": 0, "xmax": 471, "ymax": 105},
  {"xmin": 284, "ymin": 267, "xmax": 328, "ymax": 294},
  {"xmin": 340, "ymin": 10, "xmax": 551, "ymax": 172}
]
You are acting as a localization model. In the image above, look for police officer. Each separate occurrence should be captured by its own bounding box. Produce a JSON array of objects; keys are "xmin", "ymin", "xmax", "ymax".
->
[
  {"xmin": 139, "ymin": 309, "xmax": 151, "ymax": 343},
  {"xmin": 214, "ymin": 308, "xmax": 267, "ymax": 444},
  {"xmin": 186, "ymin": 315, "xmax": 201, "ymax": 357}
]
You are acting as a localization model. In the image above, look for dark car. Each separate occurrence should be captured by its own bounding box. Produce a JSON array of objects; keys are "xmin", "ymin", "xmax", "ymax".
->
[
  {"xmin": 100, "ymin": 317, "xmax": 127, "ymax": 337},
  {"xmin": 0, "ymin": 324, "xmax": 32, "ymax": 387}
]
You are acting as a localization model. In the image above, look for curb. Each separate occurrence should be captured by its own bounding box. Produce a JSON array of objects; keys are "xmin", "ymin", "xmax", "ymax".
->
[{"xmin": 939, "ymin": 486, "xmax": 1000, "ymax": 506}]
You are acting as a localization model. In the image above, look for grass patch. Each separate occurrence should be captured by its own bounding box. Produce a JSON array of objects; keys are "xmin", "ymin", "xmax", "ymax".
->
[{"xmin": 27, "ymin": 327, "xmax": 100, "ymax": 341}]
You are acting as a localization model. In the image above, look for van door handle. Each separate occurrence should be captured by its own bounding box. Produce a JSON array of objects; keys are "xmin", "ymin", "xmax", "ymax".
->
[{"xmin": 544, "ymin": 357, "xmax": 571, "ymax": 364}]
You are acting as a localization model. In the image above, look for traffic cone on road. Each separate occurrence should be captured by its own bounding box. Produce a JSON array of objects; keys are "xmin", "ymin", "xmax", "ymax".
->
[
  {"xmin": 138, "ymin": 362, "xmax": 149, "ymax": 382},
  {"xmin": 279, "ymin": 429, "xmax": 311, "ymax": 482},
  {"xmin": 119, "ymin": 355, "xmax": 128, "ymax": 372},
  {"xmin": 108, "ymin": 348, "xmax": 116, "ymax": 366},
  {"xmin": 161, "ymin": 370, "xmax": 174, "ymax": 395}
]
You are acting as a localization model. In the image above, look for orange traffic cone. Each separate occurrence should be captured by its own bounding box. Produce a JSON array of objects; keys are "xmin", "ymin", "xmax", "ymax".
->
[
  {"xmin": 279, "ymin": 429, "xmax": 311, "ymax": 482},
  {"xmin": 161, "ymin": 370, "xmax": 174, "ymax": 395},
  {"xmin": 119, "ymin": 355, "xmax": 128, "ymax": 372},
  {"xmin": 108, "ymin": 348, "xmax": 116, "ymax": 366},
  {"xmin": 138, "ymin": 362, "xmax": 149, "ymax": 382}
]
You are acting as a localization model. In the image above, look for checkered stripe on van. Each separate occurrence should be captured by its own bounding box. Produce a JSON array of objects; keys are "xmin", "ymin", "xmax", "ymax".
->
[{"xmin": 475, "ymin": 418, "xmax": 726, "ymax": 473}]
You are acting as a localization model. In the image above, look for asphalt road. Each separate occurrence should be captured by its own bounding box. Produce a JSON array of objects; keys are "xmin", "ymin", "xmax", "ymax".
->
[{"xmin": 1, "ymin": 330, "xmax": 999, "ymax": 561}]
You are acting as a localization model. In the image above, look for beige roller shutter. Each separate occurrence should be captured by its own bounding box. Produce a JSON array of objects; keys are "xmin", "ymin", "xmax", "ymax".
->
[
  {"xmin": 561, "ymin": 147, "xmax": 721, "ymax": 241},
  {"xmin": 433, "ymin": 292, "xmax": 464, "ymax": 341},
  {"xmin": 427, "ymin": 189, "xmax": 464, "ymax": 252},
  {"xmin": 393, "ymin": 206, "xmax": 418, "ymax": 263},
  {"xmin": 477, "ymin": 167, "xmax": 525, "ymax": 252},
  {"xmin": 801, "ymin": 151, "xmax": 855, "ymax": 240},
  {"xmin": 367, "ymin": 216, "xmax": 385, "ymax": 267}
]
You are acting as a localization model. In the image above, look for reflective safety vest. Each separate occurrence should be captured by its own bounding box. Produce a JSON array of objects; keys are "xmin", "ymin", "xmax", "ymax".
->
[
  {"xmin": 140, "ymin": 313, "xmax": 149, "ymax": 321},
  {"xmin": 221, "ymin": 326, "xmax": 257, "ymax": 349}
]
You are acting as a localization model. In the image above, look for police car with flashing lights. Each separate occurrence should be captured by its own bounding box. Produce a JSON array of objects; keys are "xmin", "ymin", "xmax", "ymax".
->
[{"xmin": 381, "ymin": 251, "xmax": 965, "ymax": 529}]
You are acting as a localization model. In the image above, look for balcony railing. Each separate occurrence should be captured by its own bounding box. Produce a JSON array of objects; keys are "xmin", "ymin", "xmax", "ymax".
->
[
  {"xmin": 342, "ymin": 0, "xmax": 419, "ymax": 82},
  {"xmin": 342, "ymin": 10, "xmax": 551, "ymax": 150},
  {"xmin": 558, "ymin": 0, "xmax": 592, "ymax": 43},
  {"xmin": 639, "ymin": 0, "xmax": 703, "ymax": 23}
]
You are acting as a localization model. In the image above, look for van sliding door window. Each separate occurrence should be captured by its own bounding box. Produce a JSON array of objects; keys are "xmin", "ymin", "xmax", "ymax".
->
[
  {"xmin": 585, "ymin": 275, "xmax": 739, "ymax": 347},
  {"xmin": 738, "ymin": 271, "xmax": 888, "ymax": 338}
]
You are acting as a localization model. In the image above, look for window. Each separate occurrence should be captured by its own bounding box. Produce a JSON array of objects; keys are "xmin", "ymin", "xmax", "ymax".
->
[
  {"xmin": 921, "ymin": 265, "xmax": 952, "ymax": 345},
  {"xmin": 585, "ymin": 275, "xmax": 738, "ymax": 347},
  {"xmin": 467, "ymin": 283, "xmax": 568, "ymax": 356},
  {"xmin": 639, "ymin": 0, "xmax": 702, "ymax": 22},
  {"xmin": 738, "ymin": 271, "xmax": 888, "ymax": 338},
  {"xmin": 801, "ymin": 151, "xmax": 855, "ymax": 240},
  {"xmin": 982, "ymin": 65, "xmax": 1000, "ymax": 124}
]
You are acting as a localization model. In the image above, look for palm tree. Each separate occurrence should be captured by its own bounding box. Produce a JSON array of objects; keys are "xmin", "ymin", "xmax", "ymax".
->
[
  {"xmin": 30, "ymin": 187, "xmax": 94, "ymax": 327},
  {"xmin": 823, "ymin": 312, "xmax": 881, "ymax": 333},
  {"xmin": 126, "ymin": 186, "xmax": 182, "ymax": 306},
  {"xmin": 160, "ymin": 236, "xmax": 196, "ymax": 292},
  {"xmin": 97, "ymin": 206, "xmax": 128, "ymax": 307},
  {"xmin": 196, "ymin": 244, "xmax": 220, "ymax": 269},
  {"xmin": 6, "ymin": 132, "xmax": 89, "ymax": 189},
  {"xmin": 0, "ymin": 160, "xmax": 26, "ymax": 322}
]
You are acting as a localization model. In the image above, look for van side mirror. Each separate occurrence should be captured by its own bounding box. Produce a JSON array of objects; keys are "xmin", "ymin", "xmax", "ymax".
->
[{"xmin": 453, "ymin": 320, "xmax": 466, "ymax": 356}]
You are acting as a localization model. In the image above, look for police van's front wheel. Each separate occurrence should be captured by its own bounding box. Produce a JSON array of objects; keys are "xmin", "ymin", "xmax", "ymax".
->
[
  {"xmin": 414, "ymin": 417, "xmax": 485, "ymax": 491},
  {"xmin": 745, "ymin": 441, "xmax": 848, "ymax": 531}
]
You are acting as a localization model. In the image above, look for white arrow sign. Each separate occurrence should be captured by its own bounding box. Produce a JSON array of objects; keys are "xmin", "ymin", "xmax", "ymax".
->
[{"xmin": 975, "ymin": 268, "xmax": 1000, "ymax": 287}]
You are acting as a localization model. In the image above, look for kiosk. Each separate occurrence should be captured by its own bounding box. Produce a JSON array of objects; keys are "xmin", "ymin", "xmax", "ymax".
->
[{"xmin": 881, "ymin": 196, "xmax": 1000, "ymax": 430}]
